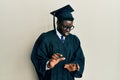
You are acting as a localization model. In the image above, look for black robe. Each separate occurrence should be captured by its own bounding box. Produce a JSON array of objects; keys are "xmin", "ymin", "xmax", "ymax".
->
[{"xmin": 31, "ymin": 30, "xmax": 85, "ymax": 80}]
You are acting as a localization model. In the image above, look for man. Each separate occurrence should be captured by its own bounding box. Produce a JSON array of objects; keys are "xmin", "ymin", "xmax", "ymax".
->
[{"xmin": 31, "ymin": 5, "xmax": 85, "ymax": 80}]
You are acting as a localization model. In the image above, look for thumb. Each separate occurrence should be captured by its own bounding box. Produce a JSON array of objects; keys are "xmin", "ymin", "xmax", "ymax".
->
[{"xmin": 64, "ymin": 64, "xmax": 69, "ymax": 68}]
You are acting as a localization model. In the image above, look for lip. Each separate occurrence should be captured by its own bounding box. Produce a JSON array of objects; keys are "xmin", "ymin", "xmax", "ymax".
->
[{"xmin": 64, "ymin": 31, "xmax": 70, "ymax": 36}]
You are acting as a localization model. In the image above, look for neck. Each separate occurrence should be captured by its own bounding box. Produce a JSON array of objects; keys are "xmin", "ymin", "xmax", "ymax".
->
[{"xmin": 57, "ymin": 28, "xmax": 64, "ymax": 36}]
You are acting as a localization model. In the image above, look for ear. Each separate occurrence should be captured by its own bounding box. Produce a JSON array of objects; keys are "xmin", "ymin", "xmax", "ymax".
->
[
  {"xmin": 57, "ymin": 20, "xmax": 62, "ymax": 29},
  {"xmin": 57, "ymin": 20, "xmax": 61, "ymax": 25}
]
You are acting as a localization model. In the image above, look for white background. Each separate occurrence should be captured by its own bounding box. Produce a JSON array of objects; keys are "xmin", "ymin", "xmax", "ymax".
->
[{"xmin": 0, "ymin": 0, "xmax": 120, "ymax": 80}]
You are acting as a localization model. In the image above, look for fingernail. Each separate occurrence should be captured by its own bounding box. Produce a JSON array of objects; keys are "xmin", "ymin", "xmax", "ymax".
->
[
  {"xmin": 60, "ymin": 54, "xmax": 63, "ymax": 57},
  {"xmin": 63, "ymin": 57, "xmax": 65, "ymax": 60}
]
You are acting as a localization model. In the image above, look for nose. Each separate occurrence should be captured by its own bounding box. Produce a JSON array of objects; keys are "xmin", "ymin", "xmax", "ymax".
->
[{"xmin": 66, "ymin": 28, "xmax": 70, "ymax": 32}]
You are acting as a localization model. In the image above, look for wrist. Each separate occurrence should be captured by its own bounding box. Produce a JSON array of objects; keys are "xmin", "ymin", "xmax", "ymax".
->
[
  {"xmin": 76, "ymin": 64, "xmax": 80, "ymax": 71},
  {"xmin": 47, "ymin": 60, "xmax": 55, "ymax": 68}
]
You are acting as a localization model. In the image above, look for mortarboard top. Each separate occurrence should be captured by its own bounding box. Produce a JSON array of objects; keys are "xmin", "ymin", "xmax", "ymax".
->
[
  {"xmin": 50, "ymin": 4, "xmax": 74, "ymax": 29},
  {"xmin": 50, "ymin": 4, "xmax": 74, "ymax": 21}
]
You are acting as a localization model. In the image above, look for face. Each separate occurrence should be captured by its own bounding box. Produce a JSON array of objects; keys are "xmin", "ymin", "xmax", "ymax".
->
[{"xmin": 57, "ymin": 20, "xmax": 74, "ymax": 36}]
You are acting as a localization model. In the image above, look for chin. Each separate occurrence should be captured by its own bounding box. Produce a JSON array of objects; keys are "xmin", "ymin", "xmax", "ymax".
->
[{"xmin": 64, "ymin": 33, "xmax": 69, "ymax": 36}]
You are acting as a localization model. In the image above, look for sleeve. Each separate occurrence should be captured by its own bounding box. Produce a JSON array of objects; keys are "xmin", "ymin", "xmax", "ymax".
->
[
  {"xmin": 71, "ymin": 36, "xmax": 85, "ymax": 78},
  {"xmin": 31, "ymin": 33, "xmax": 49, "ymax": 79},
  {"xmin": 46, "ymin": 60, "xmax": 51, "ymax": 70}
]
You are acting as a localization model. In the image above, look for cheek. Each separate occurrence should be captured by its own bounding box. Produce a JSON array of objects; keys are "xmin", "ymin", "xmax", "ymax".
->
[{"xmin": 61, "ymin": 28, "xmax": 65, "ymax": 33}]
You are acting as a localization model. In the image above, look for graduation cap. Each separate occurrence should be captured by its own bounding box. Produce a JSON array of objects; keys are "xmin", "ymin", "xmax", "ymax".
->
[{"xmin": 50, "ymin": 4, "xmax": 74, "ymax": 29}]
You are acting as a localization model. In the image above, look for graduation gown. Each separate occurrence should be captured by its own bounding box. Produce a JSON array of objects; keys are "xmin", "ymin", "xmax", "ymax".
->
[{"xmin": 31, "ymin": 30, "xmax": 85, "ymax": 80}]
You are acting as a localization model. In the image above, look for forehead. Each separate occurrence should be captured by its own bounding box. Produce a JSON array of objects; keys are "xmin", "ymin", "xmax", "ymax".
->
[{"xmin": 62, "ymin": 20, "xmax": 73, "ymax": 24}]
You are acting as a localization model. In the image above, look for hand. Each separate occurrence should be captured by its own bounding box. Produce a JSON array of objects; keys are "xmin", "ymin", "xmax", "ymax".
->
[
  {"xmin": 64, "ymin": 63, "xmax": 79, "ymax": 72},
  {"xmin": 48, "ymin": 53, "xmax": 65, "ymax": 68}
]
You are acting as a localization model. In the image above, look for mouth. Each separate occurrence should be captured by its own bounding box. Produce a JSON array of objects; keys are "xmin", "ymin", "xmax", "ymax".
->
[{"xmin": 64, "ymin": 31, "xmax": 70, "ymax": 36}]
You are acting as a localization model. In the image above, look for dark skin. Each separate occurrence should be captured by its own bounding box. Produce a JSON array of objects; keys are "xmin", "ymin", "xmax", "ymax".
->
[
  {"xmin": 57, "ymin": 20, "xmax": 73, "ymax": 36},
  {"xmin": 48, "ymin": 20, "xmax": 79, "ymax": 72}
]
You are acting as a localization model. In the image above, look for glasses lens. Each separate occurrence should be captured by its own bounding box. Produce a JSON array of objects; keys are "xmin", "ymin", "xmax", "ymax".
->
[
  {"xmin": 70, "ymin": 26, "xmax": 74, "ymax": 30},
  {"xmin": 63, "ymin": 26, "xmax": 74, "ymax": 30}
]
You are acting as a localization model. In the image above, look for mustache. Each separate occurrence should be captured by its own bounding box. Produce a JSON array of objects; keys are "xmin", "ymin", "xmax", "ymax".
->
[{"xmin": 65, "ymin": 31, "xmax": 70, "ymax": 33}]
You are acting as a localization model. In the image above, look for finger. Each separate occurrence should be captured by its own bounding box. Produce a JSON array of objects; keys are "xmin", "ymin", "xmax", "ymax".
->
[
  {"xmin": 69, "ymin": 64, "xmax": 76, "ymax": 68},
  {"xmin": 64, "ymin": 64, "xmax": 77, "ymax": 71},
  {"xmin": 68, "ymin": 64, "xmax": 76, "ymax": 67},
  {"xmin": 64, "ymin": 64, "xmax": 69, "ymax": 68},
  {"xmin": 58, "ymin": 57, "xmax": 65, "ymax": 62},
  {"xmin": 71, "ymin": 64, "xmax": 76, "ymax": 67},
  {"xmin": 52, "ymin": 54, "xmax": 59, "ymax": 60},
  {"xmin": 53, "ymin": 53, "xmax": 62, "ymax": 58},
  {"xmin": 64, "ymin": 64, "xmax": 74, "ymax": 72},
  {"xmin": 52, "ymin": 56, "xmax": 58, "ymax": 60},
  {"xmin": 70, "ymin": 64, "xmax": 77, "ymax": 71},
  {"xmin": 56, "ymin": 53, "xmax": 63, "ymax": 58}
]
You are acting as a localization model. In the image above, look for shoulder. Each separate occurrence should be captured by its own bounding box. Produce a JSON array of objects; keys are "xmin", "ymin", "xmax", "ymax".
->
[
  {"xmin": 68, "ymin": 33, "xmax": 81, "ymax": 45},
  {"xmin": 69, "ymin": 33, "xmax": 80, "ymax": 41},
  {"xmin": 39, "ymin": 29, "xmax": 54, "ymax": 37},
  {"xmin": 37, "ymin": 30, "xmax": 55, "ymax": 42}
]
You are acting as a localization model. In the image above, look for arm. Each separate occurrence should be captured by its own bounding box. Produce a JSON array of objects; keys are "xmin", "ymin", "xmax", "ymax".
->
[
  {"xmin": 64, "ymin": 36, "xmax": 85, "ymax": 78},
  {"xmin": 72, "ymin": 36, "xmax": 85, "ymax": 78},
  {"xmin": 31, "ymin": 33, "xmax": 49, "ymax": 79}
]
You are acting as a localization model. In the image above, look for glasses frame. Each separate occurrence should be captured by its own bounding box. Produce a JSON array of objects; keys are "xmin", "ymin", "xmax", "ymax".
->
[{"xmin": 62, "ymin": 25, "xmax": 74, "ymax": 30}]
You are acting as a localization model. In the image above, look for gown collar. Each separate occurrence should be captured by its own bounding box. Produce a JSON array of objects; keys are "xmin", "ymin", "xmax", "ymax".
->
[{"xmin": 55, "ymin": 29, "xmax": 65, "ymax": 40}]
